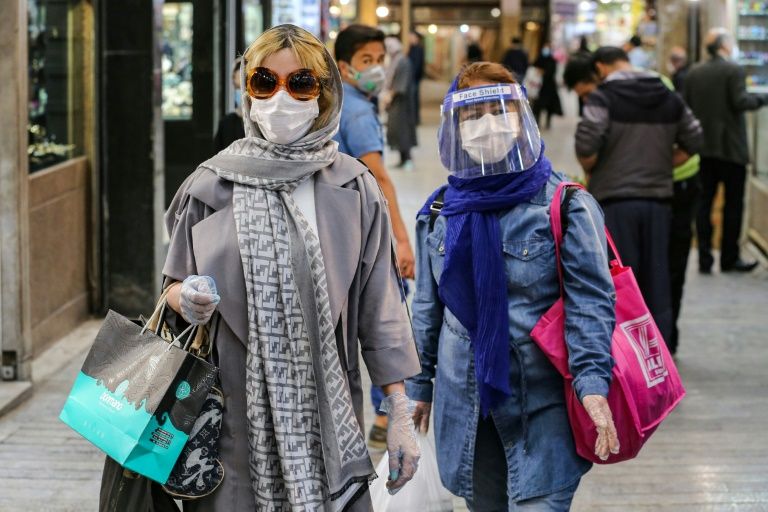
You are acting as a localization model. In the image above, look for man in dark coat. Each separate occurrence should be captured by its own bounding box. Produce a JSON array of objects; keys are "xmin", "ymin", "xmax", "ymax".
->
[
  {"xmin": 683, "ymin": 28, "xmax": 768, "ymax": 273},
  {"xmin": 501, "ymin": 37, "xmax": 528, "ymax": 82},
  {"xmin": 668, "ymin": 46, "xmax": 689, "ymax": 93}
]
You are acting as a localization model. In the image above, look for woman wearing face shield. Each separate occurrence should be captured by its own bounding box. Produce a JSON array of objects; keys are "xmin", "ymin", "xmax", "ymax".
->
[
  {"xmin": 162, "ymin": 25, "xmax": 421, "ymax": 511},
  {"xmin": 406, "ymin": 62, "xmax": 618, "ymax": 511}
]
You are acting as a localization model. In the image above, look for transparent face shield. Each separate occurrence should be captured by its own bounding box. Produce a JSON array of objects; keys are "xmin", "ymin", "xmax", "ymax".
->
[{"xmin": 438, "ymin": 84, "xmax": 542, "ymax": 179}]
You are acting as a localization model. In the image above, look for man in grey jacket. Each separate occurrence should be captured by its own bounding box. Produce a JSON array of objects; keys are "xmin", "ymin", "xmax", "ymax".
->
[
  {"xmin": 575, "ymin": 46, "xmax": 702, "ymax": 345},
  {"xmin": 684, "ymin": 28, "xmax": 768, "ymax": 273}
]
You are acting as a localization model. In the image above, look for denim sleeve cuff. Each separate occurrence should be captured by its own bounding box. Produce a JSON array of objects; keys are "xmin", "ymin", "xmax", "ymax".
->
[
  {"xmin": 573, "ymin": 375, "xmax": 610, "ymax": 401},
  {"xmin": 405, "ymin": 379, "xmax": 434, "ymax": 403}
]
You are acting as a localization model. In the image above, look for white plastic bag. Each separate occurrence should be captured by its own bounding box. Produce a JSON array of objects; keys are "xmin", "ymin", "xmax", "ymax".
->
[
  {"xmin": 523, "ymin": 66, "xmax": 543, "ymax": 101},
  {"xmin": 370, "ymin": 432, "xmax": 454, "ymax": 512}
]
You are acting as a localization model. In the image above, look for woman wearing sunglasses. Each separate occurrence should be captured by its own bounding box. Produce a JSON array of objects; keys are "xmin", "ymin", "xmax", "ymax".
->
[{"xmin": 162, "ymin": 24, "xmax": 421, "ymax": 511}]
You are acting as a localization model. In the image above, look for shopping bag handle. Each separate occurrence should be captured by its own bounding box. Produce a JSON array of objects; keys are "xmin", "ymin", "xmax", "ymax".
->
[
  {"xmin": 142, "ymin": 287, "xmax": 172, "ymax": 336},
  {"xmin": 140, "ymin": 285, "xmax": 216, "ymax": 358},
  {"xmin": 550, "ymin": 182, "xmax": 624, "ymax": 296}
]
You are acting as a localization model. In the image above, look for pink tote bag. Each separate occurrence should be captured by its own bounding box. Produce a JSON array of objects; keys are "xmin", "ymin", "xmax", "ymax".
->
[{"xmin": 530, "ymin": 182, "xmax": 685, "ymax": 464}]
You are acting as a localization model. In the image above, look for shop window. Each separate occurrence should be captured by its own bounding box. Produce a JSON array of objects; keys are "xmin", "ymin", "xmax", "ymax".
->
[
  {"xmin": 28, "ymin": 0, "xmax": 85, "ymax": 172},
  {"xmin": 162, "ymin": 3, "xmax": 194, "ymax": 120},
  {"xmin": 243, "ymin": 0, "xmax": 264, "ymax": 46}
]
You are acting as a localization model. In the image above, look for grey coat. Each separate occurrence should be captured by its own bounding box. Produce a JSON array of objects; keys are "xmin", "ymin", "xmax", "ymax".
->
[
  {"xmin": 162, "ymin": 153, "xmax": 421, "ymax": 511},
  {"xmin": 683, "ymin": 55, "xmax": 767, "ymax": 165}
]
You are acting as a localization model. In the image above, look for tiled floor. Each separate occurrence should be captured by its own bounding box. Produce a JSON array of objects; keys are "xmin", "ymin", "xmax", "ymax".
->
[{"xmin": 1, "ymin": 87, "xmax": 767, "ymax": 511}]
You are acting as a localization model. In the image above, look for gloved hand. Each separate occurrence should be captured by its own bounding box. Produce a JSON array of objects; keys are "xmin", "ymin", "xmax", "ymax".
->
[
  {"xmin": 179, "ymin": 275, "xmax": 220, "ymax": 325},
  {"xmin": 582, "ymin": 395, "xmax": 620, "ymax": 461},
  {"xmin": 412, "ymin": 400, "xmax": 432, "ymax": 434},
  {"xmin": 380, "ymin": 392, "xmax": 421, "ymax": 495}
]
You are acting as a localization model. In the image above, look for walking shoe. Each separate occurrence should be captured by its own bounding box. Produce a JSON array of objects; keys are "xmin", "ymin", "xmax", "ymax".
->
[
  {"xmin": 721, "ymin": 259, "xmax": 758, "ymax": 272},
  {"xmin": 367, "ymin": 424, "xmax": 387, "ymax": 450},
  {"xmin": 395, "ymin": 160, "xmax": 414, "ymax": 171}
]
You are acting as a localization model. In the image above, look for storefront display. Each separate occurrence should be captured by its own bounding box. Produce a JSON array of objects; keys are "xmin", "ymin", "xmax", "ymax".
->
[
  {"xmin": 272, "ymin": 0, "xmax": 322, "ymax": 37},
  {"xmin": 28, "ymin": 0, "xmax": 82, "ymax": 172},
  {"xmin": 736, "ymin": 0, "xmax": 768, "ymax": 181},
  {"xmin": 737, "ymin": 0, "xmax": 768, "ymax": 93},
  {"xmin": 161, "ymin": 3, "xmax": 194, "ymax": 120}
]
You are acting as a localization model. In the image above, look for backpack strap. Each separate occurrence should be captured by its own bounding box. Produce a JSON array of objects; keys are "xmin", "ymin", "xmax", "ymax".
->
[{"xmin": 428, "ymin": 186, "xmax": 447, "ymax": 232}]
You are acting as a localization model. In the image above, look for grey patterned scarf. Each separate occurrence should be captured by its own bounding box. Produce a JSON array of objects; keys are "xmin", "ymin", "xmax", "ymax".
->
[{"xmin": 202, "ymin": 25, "xmax": 374, "ymax": 511}]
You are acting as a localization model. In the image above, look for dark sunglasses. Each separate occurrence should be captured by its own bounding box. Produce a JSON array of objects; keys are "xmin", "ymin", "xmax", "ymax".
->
[{"xmin": 246, "ymin": 67, "xmax": 322, "ymax": 101}]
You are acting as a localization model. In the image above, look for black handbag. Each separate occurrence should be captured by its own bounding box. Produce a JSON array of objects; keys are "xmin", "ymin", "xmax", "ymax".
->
[
  {"xmin": 161, "ymin": 312, "xmax": 225, "ymax": 500},
  {"xmin": 162, "ymin": 385, "xmax": 225, "ymax": 499}
]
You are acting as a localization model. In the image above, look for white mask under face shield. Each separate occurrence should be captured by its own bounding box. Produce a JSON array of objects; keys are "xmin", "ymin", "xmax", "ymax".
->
[
  {"xmin": 438, "ymin": 83, "xmax": 542, "ymax": 178},
  {"xmin": 249, "ymin": 90, "xmax": 319, "ymax": 145},
  {"xmin": 459, "ymin": 112, "xmax": 521, "ymax": 164}
]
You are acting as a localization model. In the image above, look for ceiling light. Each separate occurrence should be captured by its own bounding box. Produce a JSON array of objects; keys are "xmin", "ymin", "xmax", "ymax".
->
[
  {"xmin": 491, "ymin": 7, "xmax": 502, "ymax": 17},
  {"xmin": 376, "ymin": 5, "xmax": 389, "ymax": 17},
  {"xmin": 460, "ymin": 24, "xmax": 470, "ymax": 33},
  {"xmin": 428, "ymin": 24, "xmax": 438, "ymax": 34},
  {"xmin": 329, "ymin": 5, "xmax": 341, "ymax": 16}
]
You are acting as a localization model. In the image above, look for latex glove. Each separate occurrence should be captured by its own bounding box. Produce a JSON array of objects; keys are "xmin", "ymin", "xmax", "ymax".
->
[
  {"xmin": 179, "ymin": 275, "xmax": 220, "ymax": 325},
  {"xmin": 412, "ymin": 401, "xmax": 432, "ymax": 434},
  {"xmin": 582, "ymin": 395, "xmax": 620, "ymax": 461},
  {"xmin": 381, "ymin": 392, "xmax": 421, "ymax": 495}
]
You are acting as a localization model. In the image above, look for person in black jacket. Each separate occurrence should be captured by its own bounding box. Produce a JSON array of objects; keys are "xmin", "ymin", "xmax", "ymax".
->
[
  {"xmin": 668, "ymin": 46, "xmax": 689, "ymax": 93},
  {"xmin": 408, "ymin": 30, "xmax": 425, "ymax": 125},
  {"xmin": 683, "ymin": 28, "xmax": 768, "ymax": 273},
  {"xmin": 501, "ymin": 37, "xmax": 528, "ymax": 82},
  {"xmin": 575, "ymin": 46, "xmax": 703, "ymax": 345},
  {"xmin": 531, "ymin": 45, "xmax": 563, "ymax": 129},
  {"xmin": 213, "ymin": 58, "xmax": 246, "ymax": 152}
]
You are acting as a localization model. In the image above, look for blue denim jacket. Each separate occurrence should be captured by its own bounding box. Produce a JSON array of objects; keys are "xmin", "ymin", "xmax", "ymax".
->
[{"xmin": 406, "ymin": 172, "xmax": 616, "ymax": 502}]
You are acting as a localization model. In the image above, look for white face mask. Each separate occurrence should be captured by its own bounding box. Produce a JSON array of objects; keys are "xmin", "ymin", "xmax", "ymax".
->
[
  {"xmin": 249, "ymin": 90, "xmax": 319, "ymax": 145},
  {"xmin": 459, "ymin": 112, "xmax": 520, "ymax": 165}
]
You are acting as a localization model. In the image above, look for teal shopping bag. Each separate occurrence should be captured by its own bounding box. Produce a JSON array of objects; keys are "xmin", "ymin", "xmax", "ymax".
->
[{"xmin": 60, "ymin": 307, "xmax": 217, "ymax": 484}]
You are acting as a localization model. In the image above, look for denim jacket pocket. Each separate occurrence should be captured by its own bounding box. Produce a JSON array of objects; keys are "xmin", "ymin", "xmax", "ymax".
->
[
  {"xmin": 502, "ymin": 237, "xmax": 551, "ymax": 288},
  {"xmin": 425, "ymin": 232, "xmax": 446, "ymax": 282}
]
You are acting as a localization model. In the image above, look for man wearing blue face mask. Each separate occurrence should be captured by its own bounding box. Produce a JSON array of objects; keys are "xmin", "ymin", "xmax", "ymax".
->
[
  {"xmin": 214, "ymin": 57, "xmax": 246, "ymax": 152},
  {"xmin": 334, "ymin": 24, "xmax": 416, "ymax": 450}
]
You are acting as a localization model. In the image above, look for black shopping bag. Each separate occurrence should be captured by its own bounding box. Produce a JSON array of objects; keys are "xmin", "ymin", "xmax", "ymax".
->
[{"xmin": 60, "ymin": 308, "xmax": 218, "ymax": 484}]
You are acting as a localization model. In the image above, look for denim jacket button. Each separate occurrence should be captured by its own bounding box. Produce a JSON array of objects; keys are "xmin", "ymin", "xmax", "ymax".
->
[
  {"xmin": 439, "ymin": 244, "xmax": 445, "ymax": 253},
  {"xmin": 523, "ymin": 248, "xmax": 529, "ymax": 256}
]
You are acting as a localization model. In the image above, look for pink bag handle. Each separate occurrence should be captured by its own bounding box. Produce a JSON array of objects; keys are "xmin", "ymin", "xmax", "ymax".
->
[{"xmin": 550, "ymin": 182, "xmax": 624, "ymax": 296}]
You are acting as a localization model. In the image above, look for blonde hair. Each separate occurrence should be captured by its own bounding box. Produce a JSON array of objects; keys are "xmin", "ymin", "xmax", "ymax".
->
[{"xmin": 244, "ymin": 25, "xmax": 334, "ymax": 130}]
